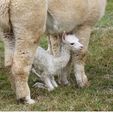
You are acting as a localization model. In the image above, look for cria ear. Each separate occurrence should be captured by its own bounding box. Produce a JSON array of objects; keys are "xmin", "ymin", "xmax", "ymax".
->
[
  {"xmin": 62, "ymin": 31, "xmax": 66, "ymax": 39},
  {"xmin": 62, "ymin": 31, "xmax": 68, "ymax": 44}
]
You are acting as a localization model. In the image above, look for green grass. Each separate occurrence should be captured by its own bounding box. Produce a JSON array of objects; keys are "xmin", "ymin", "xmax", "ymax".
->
[{"xmin": 0, "ymin": 0, "xmax": 113, "ymax": 111}]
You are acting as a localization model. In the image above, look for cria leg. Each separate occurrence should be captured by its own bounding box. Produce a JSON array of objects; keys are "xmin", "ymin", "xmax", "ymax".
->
[
  {"xmin": 73, "ymin": 25, "xmax": 91, "ymax": 88},
  {"xmin": 11, "ymin": 0, "xmax": 47, "ymax": 104},
  {"xmin": 48, "ymin": 35, "xmax": 69, "ymax": 85},
  {"xmin": 41, "ymin": 72, "xmax": 55, "ymax": 91},
  {"xmin": 58, "ymin": 64, "xmax": 70, "ymax": 85},
  {"xmin": 32, "ymin": 68, "xmax": 58, "ymax": 90},
  {"xmin": 46, "ymin": 35, "xmax": 62, "ymax": 88},
  {"xmin": 50, "ymin": 76, "xmax": 58, "ymax": 88}
]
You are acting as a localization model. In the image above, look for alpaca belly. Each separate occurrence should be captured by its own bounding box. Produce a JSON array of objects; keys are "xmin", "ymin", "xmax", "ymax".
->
[
  {"xmin": 46, "ymin": 0, "xmax": 89, "ymax": 34},
  {"xmin": 46, "ymin": 14, "xmax": 77, "ymax": 34}
]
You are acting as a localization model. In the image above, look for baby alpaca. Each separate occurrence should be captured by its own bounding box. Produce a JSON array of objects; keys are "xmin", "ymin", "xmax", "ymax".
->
[{"xmin": 32, "ymin": 33, "xmax": 83, "ymax": 91}]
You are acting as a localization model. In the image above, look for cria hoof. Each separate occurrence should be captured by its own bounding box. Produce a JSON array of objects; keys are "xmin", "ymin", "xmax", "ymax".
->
[
  {"xmin": 33, "ymin": 82, "xmax": 47, "ymax": 89},
  {"xmin": 33, "ymin": 82, "xmax": 55, "ymax": 91},
  {"xmin": 48, "ymin": 87, "xmax": 55, "ymax": 92},
  {"xmin": 58, "ymin": 80, "xmax": 69, "ymax": 86},
  {"xmin": 26, "ymin": 99, "xmax": 35, "ymax": 104}
]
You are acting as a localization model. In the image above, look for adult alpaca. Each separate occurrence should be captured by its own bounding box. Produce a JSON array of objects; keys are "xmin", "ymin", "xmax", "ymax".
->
[{"xmin": 0, "ymin": 0, "xmax": 106, "ymax": 104}]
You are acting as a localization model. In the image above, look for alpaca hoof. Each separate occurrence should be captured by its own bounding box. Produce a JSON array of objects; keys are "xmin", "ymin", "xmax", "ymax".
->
[
  {"xmin": 17, "ymin": 98, "xmax": 25, "ymax": 104},
  {"xmin": 78, "ymin": 81, "xmax": 89, "ymax": 88},
  {"xmin": 5, "ymin": 60, "xmax": 12, "ymax": 67},
  {"xmin": 77, "ymin": 76, "xmax": 89, "ymax": 88},
  {"xmin": 17, "ymin": 98, "xmax": 35, "ymax": 104}
]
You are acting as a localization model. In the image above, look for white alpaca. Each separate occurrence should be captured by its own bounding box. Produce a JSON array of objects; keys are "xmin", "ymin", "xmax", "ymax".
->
[{"xmin": 32, "ymin": 33, "xmax": 83, "ymax": 91}]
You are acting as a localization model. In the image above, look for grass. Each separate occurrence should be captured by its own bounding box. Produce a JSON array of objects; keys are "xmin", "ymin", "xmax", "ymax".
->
[{"xmin": 0, "ymin": 0, "xmax": 113, "ymax": 111}]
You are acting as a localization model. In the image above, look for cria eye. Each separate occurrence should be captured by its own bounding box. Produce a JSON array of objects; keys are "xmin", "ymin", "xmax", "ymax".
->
[{"xmin": 70, "ymin": 43, "xmax": 74, "ymax": 45}]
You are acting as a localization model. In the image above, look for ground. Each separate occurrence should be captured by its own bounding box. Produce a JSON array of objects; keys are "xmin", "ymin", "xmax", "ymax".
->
[{"xmin": 0, "ymin": 0, "xmax": 113, "ymax": 111}]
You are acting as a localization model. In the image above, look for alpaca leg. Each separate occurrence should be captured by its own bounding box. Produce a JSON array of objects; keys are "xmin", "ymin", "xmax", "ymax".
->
[
  {"xmin": 2, "ymin": 35, "xmax": 15, "ymax": 67},
  {"xmin": 11, "ymin": 0, "xmax": 47, "ymax": 104},
  {"xmin": 2, "ymin": 35, "xmax": 16, "ymax": 90},
  {"xmin": 73, "ymin": 25, "xmax": 92, "ymax": 87},
  {"xmin": 12, "ymin": 33, "xmax": 40, "ymax": 104},
  {"xmin": 0, "ymin": 0, "xmax": 12, "ymax": 67},
  {"xmin": 0, "ymin": 8, "xmax": 15, "ymax": 88},
  {"xmin": 0, "ymin": 10, "xmax": 14, "ymax": 67}
]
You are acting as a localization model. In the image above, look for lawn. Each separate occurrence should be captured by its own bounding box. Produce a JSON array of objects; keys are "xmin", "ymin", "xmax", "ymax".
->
[{"xmin": 0, "ymin": 0, "xmax": 113, "ymax": 111}]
